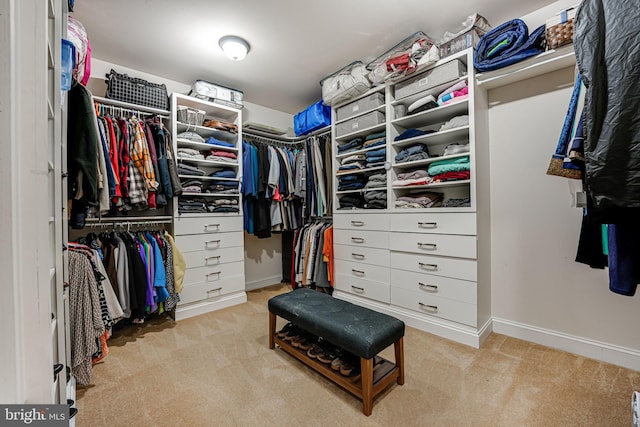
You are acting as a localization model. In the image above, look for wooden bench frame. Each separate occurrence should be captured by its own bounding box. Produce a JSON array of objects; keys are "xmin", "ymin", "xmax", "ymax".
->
[{"xmin": 269, "ymin": 311, "xmax": 404, "ymax": 416}]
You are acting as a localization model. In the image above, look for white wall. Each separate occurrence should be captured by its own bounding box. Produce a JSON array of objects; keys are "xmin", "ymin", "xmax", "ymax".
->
[
  {"xmin": 87, "ymin": 58, "xmax": 292, "ymax": 291},
  {"xmin": 487, "ymin": 66, "xmax": 640, "ymax": 366}
]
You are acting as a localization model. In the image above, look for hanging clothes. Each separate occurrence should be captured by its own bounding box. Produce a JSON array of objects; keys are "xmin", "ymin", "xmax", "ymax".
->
[{"xmin": 292, "ymin": 220, "xmax": 333, "ymax": 291}]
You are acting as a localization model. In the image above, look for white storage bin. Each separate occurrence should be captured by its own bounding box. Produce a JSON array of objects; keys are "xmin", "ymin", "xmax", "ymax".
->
[
  {"xmin": 336, "ymin": 92, "xmax": 385, "ymax": 122},
  {"xmin": 395, "ymin": 59, "xmax": 467, "ymax": 100},
  {"xmin": 335, "ymin": 111, "xmax": 385, "ymax": 137}
]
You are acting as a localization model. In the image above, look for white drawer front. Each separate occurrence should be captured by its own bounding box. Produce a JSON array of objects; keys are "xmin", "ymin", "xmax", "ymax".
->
[
  {"xmin": 178, "ymin": 275, "xmax": 245, "ymax": 305},
  {"xmin": 174, "ymin": 215, "xmax": 243, "ymax": 236},
  {"xmin": 182, "ymin": 246, "xmax": 244, "ymax": 269},
  {"xmin": 333, "ymin": 244, "xmax": 389, "ymax": 267},
  {"xmin": 390, "ymin": 212, "xmax": 476, "ymax": 235},
  {"xmin": 391, "ymin": 269, "xmax": 476, "ymax": 304},
  {"xmin": 335, "ymin": 274, "xmax": 390, "ymax": 304},
  {"xmin": 335, "ymin": 260, "xmax": 390, "ymax": 283},
  {"xmin": 334, "ymin": 230, "xmax": 388, "ymax": 249},
  {"xmin": 390, "ymin": 252, "xmax": 477, "ymax": 281},
  {"xmin": 175, "ymin": 231, "xmax": 243, "ymax": 253},
  {"xmin": 389, "ymin": 232, "xmax": 477, "ymax": 259},
  {"xmin": 334, "ymin": 213, "xmax": 389, "ymax": 231},
  {"xmin": 391, "ymin": 287, "xmax": 477, "ymax": 327},
  {"xmin": 183, "ymin": 261, "xmax": 245, "ymax": 286}
]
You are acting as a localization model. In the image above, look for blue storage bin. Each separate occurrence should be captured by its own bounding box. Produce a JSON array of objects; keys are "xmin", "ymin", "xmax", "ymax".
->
[
  {"xmin": 294, "ymin": 100, "xmax": 331, "ymax": 136},
  {"xmin": 61, "ymin": 39, "xmax": 76, "ymax": 91}
]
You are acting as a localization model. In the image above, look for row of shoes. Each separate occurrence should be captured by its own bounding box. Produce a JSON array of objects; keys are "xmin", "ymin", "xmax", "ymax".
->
[{"xmin": 276, "ymin": 322, "xmax": 361, "ymax": 378}]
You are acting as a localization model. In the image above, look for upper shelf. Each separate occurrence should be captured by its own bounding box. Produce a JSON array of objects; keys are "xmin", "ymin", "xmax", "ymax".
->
[{"xmin": 475, "ymin": 44, "xmax": 576, "ymax": 90}]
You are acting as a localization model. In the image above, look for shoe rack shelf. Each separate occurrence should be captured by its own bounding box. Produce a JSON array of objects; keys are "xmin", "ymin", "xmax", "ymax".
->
[{"xmin": 270, "ymin": 332, "xmax": 401, "ymax": 416}]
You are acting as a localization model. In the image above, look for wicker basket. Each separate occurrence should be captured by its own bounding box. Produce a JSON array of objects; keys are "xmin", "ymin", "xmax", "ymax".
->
[{"xmin": 177, "ymin": 106, "xmax": 205, "ymax": 126}]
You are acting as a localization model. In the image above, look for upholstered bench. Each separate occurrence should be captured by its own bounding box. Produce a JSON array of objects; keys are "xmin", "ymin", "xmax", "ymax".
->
[{"xmin": 268, "ymin": 288, "xmax": 405, "ymax": 416}]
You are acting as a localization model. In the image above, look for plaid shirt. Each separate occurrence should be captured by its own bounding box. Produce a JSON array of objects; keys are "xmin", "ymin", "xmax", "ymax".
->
[
  {"xmin": 127, "ymin": 121, "xmax": 148, "ymax": 206},
  {"xmin": 129, "ymin": 117, "xmax": 158, "ymax": 192}
]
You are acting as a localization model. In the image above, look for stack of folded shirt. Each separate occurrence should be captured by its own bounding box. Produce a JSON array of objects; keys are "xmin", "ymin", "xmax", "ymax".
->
[
  {"xmin": 206, "ymin": 180, "xmax": 239, "ymax": 193},
  {"xmin": 407, "ymin": 94, "xmax": 438, "ymax": 115},
  {"xmin": 207, "ymin": 199, "xmax": 240, "ymax": 213},
  {"xmin": 443, "ymin": 143, "xmax": 470, "ymax": 156},
  {"xmin": 395, "ymin": 191, "xmax": 443, "ymax": 208},
  {"xmin": 338, "ymin": 194, "xmax": 365, "ymax": 209},
  {"xmin": 364, "ymin": 173, "xmax": 387, "ymax": 189},
  {"xmin": 177, "ymin": 147, "xmax": 205, "ymax": 160},
  {"xmin": 439, "ymin": 115, "xmax": 469, "ymax": 132},
  {"xmin": 437, "ymin": 80, "xmax": 469, "ymax": 106},
  {"xmin": 365, "ymin": 147, "xmax": 386, "ymax": 167},
  {"xmin": 392, "ymin": 169, "xmax": 432, "ymax": 186},
  {"xmin": 338, "ymin": 163, "xmax": 365, "ymax": 173},
  {"xmin": 205, "ymin": 136, "xmax": 236, "ymax": 148},
  {"xmin": 206, "ymin": 150, "xmax": 237, "ymax": 163},
  {"xmin": 180, "ymin": 178, "xmax": 204, "ymax": 193},
  {"xmin": 427, "ymin": 155, "xmax": 470, "ymax": 182},
  {"xmin": 364, "ymin": 190, "xmax": 387, "ymax": 209},
  {"xmin": 443, "ymin": 197, "xmax": 471, "ymax": 207},
  {"xmin": 339, "ymin": 154, "xmax": 366, "ymax": 173},
  {"xmin": 177, "ymin": 163, "xmax": 206, "ymax": 176},
  {"xmin": 337, "ymin": 137, "xmax": 363, "ymax": 154},
  {"xmin": 394, "ymin": 128, "xmax": 434, "ymax": 142},
  {"xmin": 209, "ymin": 168, "xmax": 236, "ymax": 179},
  {"xmin": 395, "ymin": 143, "xmax": 430, "ymax": 163},
  {"xmin": 338, "ymin": 174, "xmax": 365, "ymax": 191},
  {"xmin": 178, "ymin": 198, "xmax": 207, "ymax": 213},
  {"xmin": 363, "ymin": 131, "xmax": 386, "ymax": 149},
  {"xmin": 177, "ymin": 131, "xmax": 206, "ymax": 144}
]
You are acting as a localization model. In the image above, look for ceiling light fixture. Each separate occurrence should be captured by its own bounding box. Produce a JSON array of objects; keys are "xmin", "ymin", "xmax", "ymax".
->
[{"xmin": 219, "ymin": 35, "xmax": 250, "ymax": 61}]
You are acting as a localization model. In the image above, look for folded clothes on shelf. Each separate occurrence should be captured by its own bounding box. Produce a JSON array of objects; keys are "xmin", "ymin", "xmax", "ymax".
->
[
  {"xmin": 177, "ymin": 163, "xmax": 206, "ymax": 176},
  {"xmin": 395, "ymin": 143, "xmax": 430, "ymax": 162},
  {"xmin": 177, "ymin": 131, "xmax": 205, "ymax": 143},
  {"xmin": 205, "ymin": 136, "xmax": 235, "ymax": 148},
  {"xmin": 442, "ymin": 197, "xmax": 471, "ymax": 207},
  {"xmin": 209, "ymin": 169, "xmax": 236, "ymax": 178},
  {"xmin": 394, "ymin": 128, "xmax": 434, "ymax": 142},
  {"xmin": 427, "ymin": 155, "xmax": 470, "ymax": 175},
  {"xmin": 439, "ymin": 115, "xmax": 469, "ymax": 131},
  {"xmin": 395, "ymin": 191, "xmax": 444, "ymax": 208}
]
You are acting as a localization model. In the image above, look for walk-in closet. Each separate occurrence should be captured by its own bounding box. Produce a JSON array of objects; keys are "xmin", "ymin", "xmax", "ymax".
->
[{"xmin": 2, "ymin": 0, "xmax": 639, "ymax": 425}]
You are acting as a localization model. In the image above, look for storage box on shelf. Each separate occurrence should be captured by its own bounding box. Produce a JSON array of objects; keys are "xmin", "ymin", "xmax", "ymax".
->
[
  {"xmin": 170, "ymin": 93, "xmax": 246, "ymax": 320},
  {"xmin": 331, "ymin": 48, "xmax": 491, "ymax": 348}
]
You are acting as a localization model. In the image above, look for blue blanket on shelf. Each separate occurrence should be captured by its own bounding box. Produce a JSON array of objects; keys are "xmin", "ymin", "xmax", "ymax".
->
[{"xmin": 473, "ymin": 19, "xmax": 546, "ymax": 72}]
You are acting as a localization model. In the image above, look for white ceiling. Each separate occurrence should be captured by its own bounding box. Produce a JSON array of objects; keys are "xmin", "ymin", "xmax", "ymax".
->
[{"xmin": 71, "ymin": 0, "xmax": 552, "ymax": 115}]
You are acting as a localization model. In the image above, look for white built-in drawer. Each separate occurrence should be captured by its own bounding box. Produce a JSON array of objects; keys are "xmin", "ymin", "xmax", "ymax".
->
[
  {"xmin": 335, "ymin": 274, "xmax": 390, "ymax": 304},
  {"xmin": 335, "ymin": 259, "xmax": 390, "ymax": 283},
  {"xmin": 174, "ymin": 215, "xmax": 243, "ymax": 236},
  {"xmin": 334, "ymin": 230, "xmax": 388, "ymax": 249},
  {"xmin": 389, "ymin": 232, "xmax": 477, "ymax": 259},
  {"xmin": 175, "ymin": 231, "xmax": 244, "ymax": 253},
  {"xmin": 391, "ymin": 286, "xmax": 477, "ymax": 327},
  {"xmin": 182, "ymin": 246, "xmax": 244, "ymax": 269},
  {"xmin": 390, "ymin": 252, "xmax": 477, "ymax": 281},
  {"xmin": 183, "ymin": 261, "xmax": 245, "ymax": 286},
  {"xmin": 178, "ymin": 275, "xmax": 245, "ymax": 306},
  {"xmin": 389, "ymin": 212, "xmax": 476, "ymax": 235},
  {"xmin": 391, "ymin": 269, "xmax": 476, "ymax": 304},
  {"xmin": 334, "ymin": 213, "xmax": 389, "ymax": 231},
  {"xmin": 333, "ymin": 244, "xmax": 389, "ymax": 267}
]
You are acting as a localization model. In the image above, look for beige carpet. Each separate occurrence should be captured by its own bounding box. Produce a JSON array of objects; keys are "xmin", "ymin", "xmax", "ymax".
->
[{"xmin": 77, "ymin": 284, "xmax": 639, "ymax": 426}]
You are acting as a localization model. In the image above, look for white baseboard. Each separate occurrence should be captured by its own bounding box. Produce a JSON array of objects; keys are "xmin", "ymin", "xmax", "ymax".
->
[
  {"xmin": 175, "ymin": 292, "xmax": 247, "ymax": 321},
  {"xmin": 492, "ymin": 317, "xmax": 640, "ymax": 371},
  {"xmin": 334, "ymin": 291, "xmax": 491, "ymax": 348},
  {"xmin": 245, "ymin": 275, "xmax": 282, "ymax": 292}
]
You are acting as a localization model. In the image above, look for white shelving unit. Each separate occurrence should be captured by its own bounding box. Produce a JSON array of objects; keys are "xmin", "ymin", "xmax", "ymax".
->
[
  {"xmin": 331, "ymin": 48, "xmax": 492, "ymax": 348},
  {"xmin": 170, "ymin": 93, "xmax": 246, "ymax": 320}
]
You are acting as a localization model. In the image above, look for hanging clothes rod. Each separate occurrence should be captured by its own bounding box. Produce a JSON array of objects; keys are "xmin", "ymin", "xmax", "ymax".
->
[
  {"xmin": 92, "ymin": 95, "xmax": 171, "ymax": 117},
  {"xmin": 85, "ymin": 215, "xmax": 173, "ymax": 224},
  {"xmin": 242, "ymin": 125, "xmax": 331, "ymax": 145}
]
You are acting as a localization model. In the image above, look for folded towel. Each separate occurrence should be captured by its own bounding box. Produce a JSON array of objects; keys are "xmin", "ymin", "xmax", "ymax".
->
[{"xmin": 474, "ymin": 19, "xmax": 546, "ymax": 72}]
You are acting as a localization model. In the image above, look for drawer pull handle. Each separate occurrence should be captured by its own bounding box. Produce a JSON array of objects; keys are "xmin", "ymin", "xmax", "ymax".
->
[
  {"xmin": 205, "ymin": 240, "xmax": 221, "ymax": 247},
  {"xmin": 207, "ymin": 287, "xmax": 222, "ymax": 293},
  {"xmin": 205, "ymin": 255, "xmax": 221, "ymax": 264},
  {"xmin": 351, "ymin": 253, "xmax": 365, "ymax": 260},
  {"xmin": 419, "ymin": 282, "xmax": 438, "ymax": 291},
  {"xmin": 418, "ymin": 222, "xmax": 437, "ymax": 228},
  {"xmin": 351, "ymin": 269, "xmax": 365, "ymax": 276},
  {"xmin": 418, "ymin": 243, "xmax": 437, "ymax": 250},
  {"xmin": 418, "ymin": 262, "xmax": 438, "ymax": 270},
  {"xmin": 351, "ymin": 285, "xmax": 365, "ymax": 292},
  {"xmin": 204, "ymin": 223, "xmax": 221, "ymax": 232},
  {"xmin": 419, "ymin": 302, "xmax": 438, "ymax": 311},
  {"xmin": 206, "ymin": 271, "xmax": 222, "ymax": 280},
  {"xmin": 351, "ymin": 220, "xmax": 365, "ymax": 226},
  {"xmin": 351, "ymin": 237, "xmax": 365, "ymax": 244}
]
